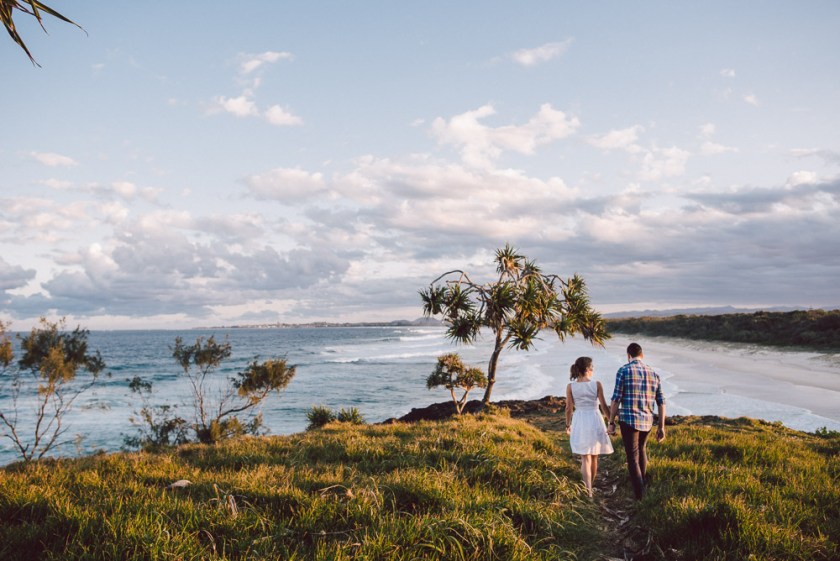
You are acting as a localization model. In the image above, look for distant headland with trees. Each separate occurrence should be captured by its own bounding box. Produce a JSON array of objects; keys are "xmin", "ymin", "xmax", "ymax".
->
[{"xmin": 607, "ymin": 309, "xmax": 840, "ymax": 351}]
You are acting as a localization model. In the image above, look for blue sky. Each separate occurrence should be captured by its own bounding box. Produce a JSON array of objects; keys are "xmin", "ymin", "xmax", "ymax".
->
[{"xmin": 2, "ymin": 1, "xmax": 839, "ymax": 329}]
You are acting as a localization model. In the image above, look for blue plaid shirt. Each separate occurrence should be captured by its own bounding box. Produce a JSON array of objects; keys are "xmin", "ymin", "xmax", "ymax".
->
[{"xmin": 611, "ymin": 358, "xmax": 664, "ymax": 431}]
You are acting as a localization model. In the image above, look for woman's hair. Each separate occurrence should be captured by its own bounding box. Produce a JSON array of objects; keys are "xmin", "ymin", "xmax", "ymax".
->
[{"xmin": 570, "ymin": 356, "xmax": 593, "ymax": 380}]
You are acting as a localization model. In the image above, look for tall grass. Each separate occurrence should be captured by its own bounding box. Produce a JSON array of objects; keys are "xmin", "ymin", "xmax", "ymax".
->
[
  {"xmin": 635, "ymin": 417, "xmax": 839, "ymax": 560},
  {"xmin": 0, "ymin": 414, "xmax": 605, "ymax": 560}
]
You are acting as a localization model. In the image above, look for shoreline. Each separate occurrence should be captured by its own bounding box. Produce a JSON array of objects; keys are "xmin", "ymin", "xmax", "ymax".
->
[{"xmin": 602, "ymin": 335, "xmax": 840, "ymax": 432}]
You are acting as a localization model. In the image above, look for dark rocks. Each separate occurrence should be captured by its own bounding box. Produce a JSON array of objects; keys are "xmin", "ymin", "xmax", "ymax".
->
[{"xmin": 393, "ymin": 395, "xmax": 567, "ymax": 423}]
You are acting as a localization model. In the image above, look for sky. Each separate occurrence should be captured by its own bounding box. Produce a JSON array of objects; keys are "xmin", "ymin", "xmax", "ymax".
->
[{"xmin": 2, "ymin": 1, "xmax": 839, "ymax": 330}]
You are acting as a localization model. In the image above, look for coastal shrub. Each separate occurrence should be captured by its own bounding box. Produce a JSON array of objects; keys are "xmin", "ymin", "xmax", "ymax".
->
[
  {"xmin": 420, "ymin": 243, "xmax": 608, "ymax": 403},
  {"xmin": 124, "ymin": 376, "xmax": 189, "ymax": 451},
  {"xmin": 306, "ymin": 405, "xmax": 336, "ymax": 430},
  {"xmin": 336, "ymin": 407, "xmax": 366, "ymax": 425},
  {"xmin": 125, "ymin": 336, "xmax": 296, "ymax": 447},
  {"xmin": 426, "ymin": 353, "xmax": 487, "ymax": 415},
  {"xmin": 0, "ymin": 318, "xmax": 105, "ymax": 463}
]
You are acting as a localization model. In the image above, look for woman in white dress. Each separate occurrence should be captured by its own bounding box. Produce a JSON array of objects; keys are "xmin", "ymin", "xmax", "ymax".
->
[{"xmin": 565, "ymin": 356, "xmax": 614, "ymax": 497}]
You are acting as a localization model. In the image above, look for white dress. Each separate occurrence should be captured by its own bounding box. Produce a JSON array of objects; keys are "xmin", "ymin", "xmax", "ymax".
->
[{"xmin": 569, "ymin": 381, "xmax": 614, "ymax": 455}]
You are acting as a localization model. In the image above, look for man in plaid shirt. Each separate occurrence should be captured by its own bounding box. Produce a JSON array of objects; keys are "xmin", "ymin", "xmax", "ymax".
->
[{"xmin": 608, "ymin": 342, "xmax": 666, "ymax": 500}]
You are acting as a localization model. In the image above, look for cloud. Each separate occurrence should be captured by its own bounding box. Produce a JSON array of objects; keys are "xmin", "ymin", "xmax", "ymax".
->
[
  {"xmin": 700, "ymin": 141, "xmax": 738, "ymax": 156},
  {"xmin": 697, "ymin": 123, "xmax": 737, "ymax": 155},
  {"xmin": 785, "ymin": 171, "xmax": 820, "ymax": 187},
  {"xmin": 240, "ymin": 51, "xmax": 294, "ymax": 75},
  {"xmin": 244, "ymin": 167, "xmax": 327, "ymax": 200},
  {"xmin": 29, "ymin": 152, "xmax": 78, "ymax": 167},
  {"xmin": 431, "ymin": 103, "xmax": 580, "ymax": 167},
  {"xmin": 720, "ymin": 68, "xmax": 736, "ymax": 78},
  {"xmin": 0, "ymin": 257, "xmax": 36, "ymax": 291},
  {"xmin": 587, "ymin": 125, "xmax": 644, "ymax": 153},
  {"xmin": 265, "ymin": 105, "xmax": 304, "ymax": 126},
  {"xmin": 510, "ymin": 39, "xmax": 573, "ymax": 67},
  {"xmin": 213, "ymin": 94, "xmax": 260, "ymax": 117},
  {"xmin": 744, "ymin": 93, "xmax": 760, "ymax": 106},
  {"xmin": 638, "ymin": 146, "xmax": 690, "ymax": 181},
  {"xmin": 791, "ymin": 148, "xmax": 840, "ymax": 166},
  {"xmin": 329, "ymin": 156, "xmax": 579, "ymax": 250}
]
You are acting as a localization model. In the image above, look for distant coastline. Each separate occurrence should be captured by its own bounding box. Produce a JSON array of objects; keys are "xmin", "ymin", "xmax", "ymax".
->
[{"xmin": 196, "ymin": 318, "xmax": 443, "ymax": 330}]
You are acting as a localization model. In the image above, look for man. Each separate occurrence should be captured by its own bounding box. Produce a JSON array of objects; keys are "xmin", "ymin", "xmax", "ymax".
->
[{"xmin": 607, "ymin": 342, "xmax": 665, "ymax": 500}]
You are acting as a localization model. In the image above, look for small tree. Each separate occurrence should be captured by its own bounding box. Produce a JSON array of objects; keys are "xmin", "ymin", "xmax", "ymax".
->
[
  {"xmin": 427, "ymin": 353, "xmax": 487, "ymax": 415},
  {"xmin": 124, "ymin": 376, "xmax": 189, "ymax": 452},
  {"xmin": 171, "ymin": 336, "xmax": 296, "ymax": 444},
  {"xmin": 420, "ymin": 244, "xmax": 608, "ymax": 404},
  {"xmin": 0, "ymin": 318, "xmax": 105, "ymax": 462}
]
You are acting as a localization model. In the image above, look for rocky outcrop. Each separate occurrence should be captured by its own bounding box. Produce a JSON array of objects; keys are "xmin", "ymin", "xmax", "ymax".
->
[{"xmin": 384, "ymin": 395, "xmax": 567, "ymax": 424}]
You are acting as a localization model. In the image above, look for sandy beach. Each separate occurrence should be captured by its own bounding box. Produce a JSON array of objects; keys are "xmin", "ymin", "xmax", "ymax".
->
[{"xmin": 598, "ymin": 335, "xmax": 840, "ymax": 433}]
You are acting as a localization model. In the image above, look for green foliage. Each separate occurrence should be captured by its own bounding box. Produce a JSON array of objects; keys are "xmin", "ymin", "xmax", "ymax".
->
[
  {"xmin": 635, "ymin": 417, "xmax": 840, "ymax": 560},
  {"xmin": 607, "ymin": 309, "xmax": 840, "ymax": 351},
  {"xmin": 234, "ymin": 358, "xmax": 296, "ymax": 401},
  {"xmin": 0, "ymin": 321, "xmax": 12, "ymax": 368},
  {"xmin": 420, "ymin": 243, "xmax": 608, "ymax": 402},
  {"xmin": 427, "ymin": 353, "xmax": 488, "ymax": 414},
  {"xmin": 336, "ymin": 407, "xmax": 366, "ymax": 425},
  {"xmin": 1, "ymin": 0, "xmax": 83, "ymax": 66},
  {"xmin": 0, "ymin": 416, "xmax": 604, "ymax": 560},
  {"xmin": 307, "ymin": 406, "xmax": 366, "ymax": 429},
  {"xmin": 306, "ymin": 405, "xmax": 336, "ymax": 430},
  {"xmin": 0, "ymin": 318, "xmax": 105, "ymax": 463},
  {"xmin": 124, "ymin": 377, "xmax": 189, "ymax": 452},
  {"xmin": 127, "ymin": 337, "xmax": 296, "ymax": 447}
]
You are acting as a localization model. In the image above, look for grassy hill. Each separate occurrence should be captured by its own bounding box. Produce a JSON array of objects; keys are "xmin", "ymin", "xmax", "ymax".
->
[{"xmin": 0, "ymin": 412, "xmax": 837, "ymax": 560}]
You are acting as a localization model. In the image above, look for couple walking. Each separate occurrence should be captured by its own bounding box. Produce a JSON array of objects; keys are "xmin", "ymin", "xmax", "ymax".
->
[{"xmin": 564, "ymin": 343, "xmax": 666, "ymax": 499}]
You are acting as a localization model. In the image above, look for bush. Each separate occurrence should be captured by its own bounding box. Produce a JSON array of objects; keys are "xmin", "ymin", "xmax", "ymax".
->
[
  {"xmin": 337, "ymin": 407, "xmax": 366, "ymax": 425},
  {"xmin": 306, "ymin": 405, "xmax": 336, "ymax": 430}
]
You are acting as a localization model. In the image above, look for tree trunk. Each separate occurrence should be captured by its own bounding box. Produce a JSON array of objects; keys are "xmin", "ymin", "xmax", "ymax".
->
[{"xmin": 482, "ymin": 331, "xmax": 505, "ymax": 404}]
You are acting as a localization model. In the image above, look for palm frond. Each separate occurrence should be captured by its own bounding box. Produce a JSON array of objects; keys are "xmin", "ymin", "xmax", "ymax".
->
[{"xmin": 1, "ymin": 0, "xmax": 83, "ymax": 66}]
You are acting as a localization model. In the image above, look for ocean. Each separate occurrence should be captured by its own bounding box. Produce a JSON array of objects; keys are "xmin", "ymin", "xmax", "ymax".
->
[{"xmin": 2, "ymin": 327, "xmax": 839, "ymax": 466}]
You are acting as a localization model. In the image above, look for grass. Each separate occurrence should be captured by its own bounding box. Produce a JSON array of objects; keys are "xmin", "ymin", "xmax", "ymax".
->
[
  {"xmin": 0, "ymin": 414, "xmax": 604, "ymax": 560},
  {"xmin": 1, "ymin": 412, "xmax": 838, "ymax": 560},
  {"xmin": 635, "ymin": 417, "xmax": 840, "ymax": 560}
]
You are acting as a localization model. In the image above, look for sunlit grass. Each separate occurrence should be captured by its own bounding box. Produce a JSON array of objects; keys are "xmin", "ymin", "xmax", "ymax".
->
[
  {"xmin": 2, "ymin": 412, "xmax": 837, "ymax": 560},
  {"xmin": 636, "ymin": 417, "xmax": 839, "ymax": 560},
  {"xmin": 0, "ymin": 414, "xmax": 605, "ymax": 560}
]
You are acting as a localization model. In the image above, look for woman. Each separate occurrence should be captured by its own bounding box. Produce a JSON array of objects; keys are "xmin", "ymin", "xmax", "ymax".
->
[{"xmin": 565, "ymin": 356, "xmax": 614, "ymax": 496}]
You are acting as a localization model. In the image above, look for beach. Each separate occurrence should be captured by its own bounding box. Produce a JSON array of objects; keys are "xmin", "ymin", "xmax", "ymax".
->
[{"xmin": 592, "ymin": 335, "xmax": 840, "ymax": 433}]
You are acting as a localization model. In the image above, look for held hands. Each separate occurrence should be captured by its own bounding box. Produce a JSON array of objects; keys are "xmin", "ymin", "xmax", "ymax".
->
[{"xmin": 607, "ymin": 422, "xmax": 616, "ymax": 436}]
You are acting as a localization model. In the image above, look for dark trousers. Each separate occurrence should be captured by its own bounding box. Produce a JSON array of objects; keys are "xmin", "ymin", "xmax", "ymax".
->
[{"xmin": 619, "ymin": 422, "xmax": 650, "ymax": 500}]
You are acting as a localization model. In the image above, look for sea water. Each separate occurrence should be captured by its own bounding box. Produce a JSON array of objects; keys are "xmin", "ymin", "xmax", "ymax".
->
[{"xmin": 1, "ymin": 327, "xmax": 838, "ymax": 466}]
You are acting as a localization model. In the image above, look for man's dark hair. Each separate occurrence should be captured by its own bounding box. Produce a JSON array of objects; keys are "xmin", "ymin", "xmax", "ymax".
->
[{"xmin": 627, "ymin": 343, "xmax": 643, "ymax": 358}]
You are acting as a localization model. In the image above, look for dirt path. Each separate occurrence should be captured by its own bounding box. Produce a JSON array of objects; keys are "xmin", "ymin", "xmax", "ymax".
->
[
  {"xmin": 508, "ymin": 403, "xmax": 656, "ymax": 561},
  {"xmin": 397, "ymin": 396, "xmax": 658, "ymax": 559}
]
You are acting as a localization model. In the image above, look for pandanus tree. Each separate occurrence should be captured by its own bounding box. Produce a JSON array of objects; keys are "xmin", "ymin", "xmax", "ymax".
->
[
  {"xmin": 420, "ymin": 244, "xmax": 609, "ymax": 404},
  {"xmin": 2, "ymin": 0, "xmax": 82, "ymax": 65},
  {"xmin": 427, "ymin": 353, "xmax": 487, "ymax": 415}
]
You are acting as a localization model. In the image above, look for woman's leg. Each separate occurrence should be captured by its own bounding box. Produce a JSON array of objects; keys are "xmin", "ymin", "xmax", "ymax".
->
[
  {"xmin": 590, "ymin": 455, "xmax": 599, "ymax": 487},
  {"xmin": 580, "ymin": 455, "xmax": 593, "ymax": 496}
]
